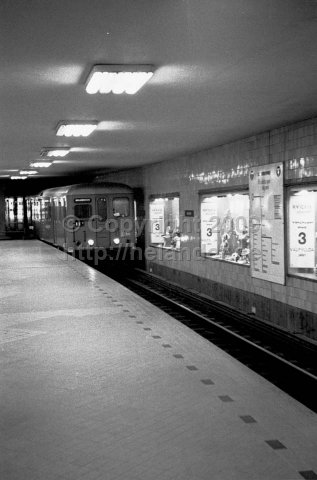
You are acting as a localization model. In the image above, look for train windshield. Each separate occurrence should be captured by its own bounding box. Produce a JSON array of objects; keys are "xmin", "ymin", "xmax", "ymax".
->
[
  {"xmin": 74, "ymin": 204, "xmax": 92, "ymax": 219},
  {"xmin": 113, "ymin": 197, "xmax": 130, "ymax": 217}
]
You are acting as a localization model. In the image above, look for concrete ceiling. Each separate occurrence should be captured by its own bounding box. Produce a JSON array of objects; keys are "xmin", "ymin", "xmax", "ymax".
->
[{"xmin": 1, "ymin": 0, "xmax": 317, "ymax": 179}]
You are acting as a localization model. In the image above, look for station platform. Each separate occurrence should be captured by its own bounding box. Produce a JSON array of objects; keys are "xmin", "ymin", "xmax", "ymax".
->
[{"xmin": 0, "ymin": 240, "xmax": 316, "ymax": 480}]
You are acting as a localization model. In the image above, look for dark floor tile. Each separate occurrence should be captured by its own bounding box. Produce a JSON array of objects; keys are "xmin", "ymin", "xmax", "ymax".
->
[
  {"xmin": 123, "ymin": 309, "xmax": 129, "ymax": 312},
  {"xmin": 152, "ymin": 335, "xmax": 161, "ymax": 339},
  {"xmin": 186, "ymin": 365, "xmax": 198, "ymax": 371},
  {"xmin": 129, "ymin": 315, "xmax": 136, "ymax": 318},
  {"xmin": 239, "ymin": 415, "xmax": 257, "ymax": 424},
  {"xmin": 173, "ymin": 354, "xmax": 184, "ymax": 359},
  {"xmin": 143, "ymin": 327, "xmax": 151, "ymax": 331},
  {"xmin": 201, "ymin": 379, "xmax": 214, "ymax": 385},
  {"xmin": 299, "ymin": 471, "xmax": 317, "ymax": 479},
  {"xmin": 136, "ymin": 321, "xmax": 143, "ymax": 324},
  {"xmin": 218, "ymin": 395, "xmax": 233, "ymax": 402},
  {"xmin": 265, "ymin": 440, "xmax": 286, "ymax": 450},
  {"xmin": 162, "ymin": 344, "xmax": 172, "ymax": 348}
]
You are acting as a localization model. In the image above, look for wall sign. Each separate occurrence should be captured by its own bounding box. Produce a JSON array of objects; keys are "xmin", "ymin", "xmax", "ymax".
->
[
  {"xmin": 184, "ymin": 210, "xmax": 194, "ymax": 217},
  {"xmin": 249, "ymin": 162, "xmax": 285, "ymax": 284}
]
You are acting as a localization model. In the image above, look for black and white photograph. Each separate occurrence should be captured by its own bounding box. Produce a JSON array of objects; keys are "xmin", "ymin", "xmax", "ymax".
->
[{"xmin": 0, "ymin": 1, "xmax": 317, "ymax": 479}]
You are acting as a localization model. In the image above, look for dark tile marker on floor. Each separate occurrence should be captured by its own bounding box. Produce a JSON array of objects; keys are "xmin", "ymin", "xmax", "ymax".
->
[
  {"xmin": 186, "ymin": 365, "xmax": 198, "ymax": 371},
  {"xmin": 265, "ymin": 440, "xmax": 286, "ymax": 450},
  {"xmin": 201, "ymin": 379, "xmax": 214, "ymax": 385},
  {"xmin": 143, "ymin": 327, "xmax": 151, "ymax": 331},
  {"xmin": 152, "ymin": 335, "xmax": 161, "ymax": 339},
  {"xmin": 173, "ymin": 354, "xmax": 184, "ymax": 359},
  {"xmin": 299, "ymin": 471, "xmax": 317, "ymax": 479},
  {"xmin": 239, "ymin": 415, "xmax": 257, "ymax": 424},
  {"xmin": 162, "ymin": 344, "xmax": 172, "ymax": 348},
  {"xmin": 218, "ymin": 395, "xmax": 233, "ymax": 402}
]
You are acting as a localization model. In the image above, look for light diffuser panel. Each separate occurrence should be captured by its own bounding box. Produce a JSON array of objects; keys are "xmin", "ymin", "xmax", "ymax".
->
[
  {"xmin": 56, "ymin": 123, "xmax": 98, "ymax": 137},
  {"xmin": 85, "ymin": 65, "xmax": 154, "ymax": 95}
]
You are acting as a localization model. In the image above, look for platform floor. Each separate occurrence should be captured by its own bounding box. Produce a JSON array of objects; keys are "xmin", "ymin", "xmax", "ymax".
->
[{"xmin": 0, "ymin": 240, "xmax": 316, "ymax": 480}]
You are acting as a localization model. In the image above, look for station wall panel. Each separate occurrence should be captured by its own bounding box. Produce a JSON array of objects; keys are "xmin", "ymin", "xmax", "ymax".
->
[{"xmin": 96, "ymin": 117, "xmax": 317, "ymax": 340}]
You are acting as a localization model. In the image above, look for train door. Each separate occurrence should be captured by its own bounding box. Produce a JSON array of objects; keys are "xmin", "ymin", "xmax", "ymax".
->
[
  {"xmin": 94, "ymin": 196, "xmax": 109, "ymax": 248},
  {"xmin": 52, "ymin": 197, "xmax": 58, "ymax": 245},
  {"xmin": 73, "ymin": 198, "xmax": 93, "ymax": 248},
  {"xmin": 111, "ymin": 195, "xmax": 135, "ymax": 246}
]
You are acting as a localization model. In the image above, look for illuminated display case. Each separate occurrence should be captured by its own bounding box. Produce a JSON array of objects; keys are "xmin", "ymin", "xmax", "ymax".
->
[
  {"xmin": 200, "ymin": 192, "xmax": 250, "ymax": 265},
  {"xmin": 149, "ymin": 195, "xmax": 180, "ymax": 248},
  {"xmin": 288, "ymin": 186, "xmax": 317, "ymax": 280}
]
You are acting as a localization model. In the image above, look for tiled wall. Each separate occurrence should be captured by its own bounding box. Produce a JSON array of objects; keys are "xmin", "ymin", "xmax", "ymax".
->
[{"xmin": 96, "ymin": 117, "xmax": 317, "ymax": 340}]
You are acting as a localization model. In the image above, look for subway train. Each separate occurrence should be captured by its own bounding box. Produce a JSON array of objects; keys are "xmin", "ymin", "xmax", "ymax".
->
[{"xmin": 30, "ymin": 182, "xmax": 136, "ymax": 256}]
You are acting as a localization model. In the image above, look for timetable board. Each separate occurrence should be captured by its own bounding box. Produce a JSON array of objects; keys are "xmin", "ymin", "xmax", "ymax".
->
[{"xmin": 249, "ymin": 162, "xmax": 285, "ymax": 284}]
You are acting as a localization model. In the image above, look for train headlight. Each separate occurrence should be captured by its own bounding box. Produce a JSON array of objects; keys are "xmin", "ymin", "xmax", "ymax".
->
[
  {"xmin": 87, "ymin": 239, "xmax": 94, "ymax": 246},
  {"xmin": 113, "ymin": 237, "xmax": 120, "ymax": 245}
]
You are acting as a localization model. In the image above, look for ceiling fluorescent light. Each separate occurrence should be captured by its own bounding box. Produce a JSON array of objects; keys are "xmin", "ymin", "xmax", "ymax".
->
[
  {"xmin": 41, "ymin": 147, "xmax": 70, "ymax": 157},
  {"xmin": 85, "ymin": 65, "xmax": 154, "ymax": 95},
  {"xmin": 11, "ymin": 176, "xmax": 27, "ymax": 180},
  {"xmin": 56, "ymin": 122, "xmax": 98, "ymax": 137},
  {"xmin": 30, "ymin": 162, "xmax": 52, "ymax": 168},
  {"xmin": 20, "ymin": 170, "xmax": 38, "ymax": 175}
]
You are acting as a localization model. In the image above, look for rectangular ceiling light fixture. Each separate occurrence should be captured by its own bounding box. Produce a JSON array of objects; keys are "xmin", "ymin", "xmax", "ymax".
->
[
  {"xmin": 20, "ymin": 170, "xmax": 38, "ymax": 175},
  {"xmin": 11, "ymin": 176, "xmax": 27, "ymax": 180},
  {"xmin": 41, "ymin": 147, "xmax": 71, "ymax": 157},
  {"xmin": 30, "ymin": 162, "xmax": 52, "ymax": 168},
  {"xmin": 56, "ymin": 122, "xmax": 98, "ymax": 137},
  {"xmin": 85, "ymin": 65, "xmax": 154, "ymax": 95}
]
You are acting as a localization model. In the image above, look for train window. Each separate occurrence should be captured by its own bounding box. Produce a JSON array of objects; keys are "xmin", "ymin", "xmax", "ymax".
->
[
  {"xmin": 149, "ymin": 196, "xmax": 180, "ymax": 248},
  {"xmin": 200, "ymin": 192, "xmax": 250, "ymax": 264},
  {"xmin": 288, "ymin": 186, "xmax": 317, "ymax": 280},
  {"xmin": 97, "ymin": 198, "xmax": 107, "ymax": 220},
  {"xmin": 113, "ymin": 197, "xmax": 130, "ymax": 217},
  {"xmin": 74, "ymin": 204, "xmax": 92, "ymax": 219},
  {"xmin": 42, "ymin": 200, "xmax": 51, "ymax": 220}
]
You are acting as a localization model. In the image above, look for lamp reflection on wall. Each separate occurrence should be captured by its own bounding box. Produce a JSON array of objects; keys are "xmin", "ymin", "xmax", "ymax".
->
[{"xmin": 85, "ymin": 65, "xmax": 154, "ymax": 95}]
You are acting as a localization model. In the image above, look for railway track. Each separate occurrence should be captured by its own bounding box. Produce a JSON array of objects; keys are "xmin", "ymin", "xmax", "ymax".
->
[{"xmin": 89, "ymin": 260, "xmax": 317, "ymax": 412}]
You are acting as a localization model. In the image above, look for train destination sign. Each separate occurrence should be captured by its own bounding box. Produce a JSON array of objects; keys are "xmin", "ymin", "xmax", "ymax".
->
[
  {"xmin": 74, "ymin": 198, "xmax": 92, "ymax": 203},
  {"xmin": 249, "ymin": 162, "xmax": 285, "ymax": 284}
]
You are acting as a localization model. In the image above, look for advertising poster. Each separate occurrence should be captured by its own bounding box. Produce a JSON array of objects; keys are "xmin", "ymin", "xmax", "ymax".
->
[
  {"xmin": 201, "ymin": 198, "xmax": 219, "ymax": 254},
  {"xmin": 150, "ymin": 202, "xmax": 164, "ymax": 243},
  {"xmin": 249, "ymin": 162, "xmax": 285, "ymax": 284},
  {"xmin": 289, "ymin": 194, "xmax": 315, "ymax": 268}
]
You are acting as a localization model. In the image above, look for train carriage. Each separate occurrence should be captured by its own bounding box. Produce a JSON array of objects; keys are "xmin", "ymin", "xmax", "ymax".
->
[{"xmin": 33, "ymin": 182, "xmax": 136, "ymax": 254}]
